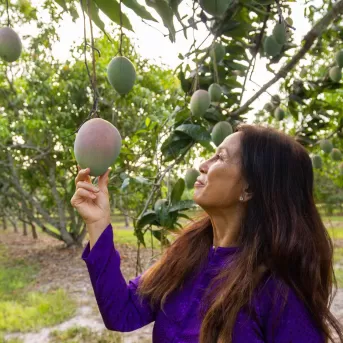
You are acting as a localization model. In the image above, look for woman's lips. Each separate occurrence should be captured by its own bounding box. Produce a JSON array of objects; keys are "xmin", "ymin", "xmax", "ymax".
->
[{"xmin": 194, "ymin": 179, "xmax": 205, "ymax": 187}]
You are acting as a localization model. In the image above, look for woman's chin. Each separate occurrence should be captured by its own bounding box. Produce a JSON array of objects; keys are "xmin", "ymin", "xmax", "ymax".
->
[{"xmin": 193, "ymin": 188, "xmax": 204, "ymax": 205}]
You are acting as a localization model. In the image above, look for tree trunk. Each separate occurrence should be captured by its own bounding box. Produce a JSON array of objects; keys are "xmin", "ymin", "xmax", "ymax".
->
[
  {"xmin": 31, "ymin": 222, "xmax": 38, "ymax": 239},
  {"xmin": 124, "ymin": 214, "xmax": 129, "ymax": 228},
  {"xmin": 76, "ymin": 223, "xmax": 87, "ymax": 246},
  {"xmin": 23, "ymin": 220, "xmax": 27, "ymax": 235},
  {"xmin": 8, "ymin": 217, "xmax": 18, "ymax": 233},
  {"xmin": 2, "ymin": 217, "xmax": 7, "ymax": 230}
]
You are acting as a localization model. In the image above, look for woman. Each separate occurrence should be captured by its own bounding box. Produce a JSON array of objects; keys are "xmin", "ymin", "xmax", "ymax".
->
[{"xmin": 71, "ymin": 124, "xmax": 343, "ymax": 342}]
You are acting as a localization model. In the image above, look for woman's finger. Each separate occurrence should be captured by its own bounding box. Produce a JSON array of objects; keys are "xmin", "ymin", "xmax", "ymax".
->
[
  {"xmin": 75, "ymin": 187, "xmax": 97, "ymax": 200},
  {"xmin": 98, "ymin": 169, "xmax": 110, "ymax": 191},
  {"xmin": 75, "ymin": 167, "xmax": 92, "ymax": 186},
  {"xmin": 76, "ymin": 181, "xmax": 100, "ymax": 193}
]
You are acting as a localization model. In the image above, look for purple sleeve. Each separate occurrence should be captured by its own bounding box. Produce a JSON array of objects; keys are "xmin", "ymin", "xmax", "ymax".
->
[{"xmin": 81, "ymin": 224, "xmax": 156, "ymax": 332}]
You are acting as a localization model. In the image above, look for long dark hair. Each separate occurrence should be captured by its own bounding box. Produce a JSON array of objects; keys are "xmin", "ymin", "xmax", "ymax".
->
[{"xmin": 137, "ymin": 124, "xmax": 343, "ymax": 342}]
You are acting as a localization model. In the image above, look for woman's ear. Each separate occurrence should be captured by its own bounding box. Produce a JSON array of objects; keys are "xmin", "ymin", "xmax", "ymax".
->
[{"xmin": 243, "ymin": 183, "xmax": 253, "ymax": 201}]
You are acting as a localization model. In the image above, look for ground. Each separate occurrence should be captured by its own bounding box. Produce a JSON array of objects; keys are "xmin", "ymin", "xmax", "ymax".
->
[
  {"xmin": 0, "ymin": 227, "xmax": 156, "ymax": 343},
  {"xmin": 1, "ymin": 217, "xmax": 343, "ymax": 343}
]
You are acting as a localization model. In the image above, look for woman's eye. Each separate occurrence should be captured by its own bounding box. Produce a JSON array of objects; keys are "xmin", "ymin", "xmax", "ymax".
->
[{"xmin": 216, "ymin": 154, "xmax": 223, "ymax": 160}]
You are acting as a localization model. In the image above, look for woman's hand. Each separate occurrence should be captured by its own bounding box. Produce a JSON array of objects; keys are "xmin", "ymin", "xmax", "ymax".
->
[{"xmin": 70, "ymin": 166, "xmax": 111, "ymax": 226}]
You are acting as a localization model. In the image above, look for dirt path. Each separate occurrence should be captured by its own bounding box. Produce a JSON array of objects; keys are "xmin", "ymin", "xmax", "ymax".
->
[{"xmin": 2, "ymin": 229, "xmax": 343, "ymax": 343}]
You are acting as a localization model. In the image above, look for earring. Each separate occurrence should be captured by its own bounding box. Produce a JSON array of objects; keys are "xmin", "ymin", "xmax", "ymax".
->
[{"xmin": 239, "ymin": 196, "xmax": 244, "ymax": 201}]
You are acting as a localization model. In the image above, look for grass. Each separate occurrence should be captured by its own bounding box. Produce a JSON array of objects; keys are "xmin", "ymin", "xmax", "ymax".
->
[
  {"xmin": 113, "ymin": 228, "xmax": 177, "ymax": 248},
  {"xmin": 0, "ymin": 245, "xmax": 76, "ymax": 335},
  {"xmin": 323, "ymin": 216, "xmax": 343, "ymax": 222},
  {"xmin": 49, "ymin": 326, "xmax": 151, "ymax": 343},
  {"xmin": 0, "ymin": 289, "xmax": 76, "ymax": 333}
]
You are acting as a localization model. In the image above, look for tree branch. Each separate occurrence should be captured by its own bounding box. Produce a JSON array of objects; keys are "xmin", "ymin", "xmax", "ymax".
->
[
  {"xmin": 48, "ymin": 162, "xmax": 67, "ymax": 232},
  {"xmin": 231, "ymin": 0, "xmax": 343, "ymax": 117}
]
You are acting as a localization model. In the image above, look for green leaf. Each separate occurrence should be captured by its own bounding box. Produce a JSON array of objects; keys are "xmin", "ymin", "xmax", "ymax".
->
[
  {"xmin": 170, "ymin": 178, "xmax": 185, "ymax": 205},
  {"xmin": 136, "ymin": 210, "xmax": 158, "ymax": 230},
  {"xmin": 94, "ymin": 0, "xmax": 133, "ymax": 31},
  {"xmin": 161, "ymin": 133, "xmax": 193, "ymax": 161},
  {"xmin": 169, "ymin": 200, "xmax": 196, "ymax": 212},
  {"xmin": 146, "ymin": 0, "xmax": 176, "ymax": 42},
  {"xmin": 123, "ymin": 0, "xmax": 157, "ymax": 22},
  {"xmin": 175, "ymin": 124, "xmax": 211, "ymax": 142},
  {"xmin": 203, "ymin": 108, "xmax": 227, "ymax": 123},
  {"xmin": 81, "ymin": 0, "xmax": 106, "ymax": 32},
  {"xmin": 198, "ymin": 140, "xmax": 215, "ymax": 152},
  {"xmin": 134, "ymin": 229, "xmax": 146, "ymax": 247},
  {"xmin": 54, "ymin": 0, "xmax": 68, "ymax": 11},
  {"xmin": 224, "ymin": 61, "xmax": 249, "ymax": 71},
  {"xmin": 151, "ymin": 230, "xmax": 170, "ymax": 246},
  {"xmin": 157, "ymin": 205, "xmax": 171, "ymax": 227}
]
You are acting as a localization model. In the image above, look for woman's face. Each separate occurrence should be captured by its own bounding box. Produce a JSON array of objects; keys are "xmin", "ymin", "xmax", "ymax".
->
[{"xmin": 193, "ymin": 132, "xmax": 246, "ymax": 210}]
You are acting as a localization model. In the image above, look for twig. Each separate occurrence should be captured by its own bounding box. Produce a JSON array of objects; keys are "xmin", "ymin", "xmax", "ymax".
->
[
  {"xmin": 141, "ymin": 19, "xmax": 166, "ymax": 37},
  {"xmin": 86, "ymin": 43, "xmax": 101, "ymax": 57},
  {"xmin": 275, "ymin": 0, "xmax": 296, "ymax": 30},
  {"xmin": 6, "ymin": 0, "xmax": 10, "ymax": 27},
  {"xmin": 240, "ymin": 7, "xmax": 270, "ymax": 104},
  {"xmin": 163, "ymin": 19, "xmax": 204, "ymax": 37},
  {"xmin": 119, "ymin": 0, "xmax": 123, "ymax": 56},
  {"xmin": 87, "ymin": 0, "xmax": 98, "ymax": 118},
  {"xmin": 231, "ymin": 0, "xmax": 343, "ymax": 117}
]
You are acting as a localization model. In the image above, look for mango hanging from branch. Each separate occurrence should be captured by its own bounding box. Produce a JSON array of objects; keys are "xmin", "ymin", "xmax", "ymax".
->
[
  {"xmin": 107, "ymin": 56, "xmax": 136, "ymax": 94},
  {"xmin": 211, "ymin": 121, "xmax": 233, "ymax": 147},
  {"xmin": 0, "ymin": 27, "xmax": 22, "ymax": 62},
  {"xmin": 190, "ymin": 90, "xmax": 211, "ymax": 117},
  {"xmin": 329, "ymin": 66, "xmax": 342, "ymax": 83},
  {"xmin": 208, "ymin": 83, "xmax": 222, "ymax": 103},
  {"xmin": 185, "ymin": 168, "xmax": 200, "ymax": 189}
]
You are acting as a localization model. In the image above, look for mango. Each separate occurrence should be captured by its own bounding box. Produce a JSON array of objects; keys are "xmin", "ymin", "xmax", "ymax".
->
[
  {"xmin": 74, "ymin": 118, "xmax": 122, "ymax": 177},
  {"xmin": 329, "ymin": 66, "xmax": 342, "ymax": 83},
  {"xmin": 312, "ymin": 155, "xmax": 322, "ymax": 169},
  {"xmin": 273, "ymin": 22, "xmax": 287, "ymax": 45},
  {"xmin": 211, "ymin": 121, "xmax": 233, "ymax": 146},
  {"xmin": 331, "ymin": 148, "xmax": 342, "ymax": 161},
  {"xmin": 264, "ymin": 102, "xmax": 274, "ymax": 112},
  {"xmin": 107, "ymin": 56, "xmax": 136, "ymax": 94},
  {"xmin": 190, "ymin": 90, "xmax": 211, "ymax": 117},
  {"xmin": 185, "ymin": 168, "xmax": 200, "ymax": 189},
  {"xmin": 0, "ymin": 27, "xmax": 22, "ymax": 62},
  {"xmin": 319, "ymin": 139, "xmax": 333, "ymax": 154},
  {"xmin": 208, "ymin": 83, "xmax": 222, "ymax": 103},
  {"xmin": 211, "ymin": 42, "xmax": 226, "ymax": 63},
  {"xmin": 263, "ymin": 36, "xmax": 282, "ymax": 57},
  {"xmin": 274, "ymin": 107, "xmax": 285, "ymax": 121}
]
